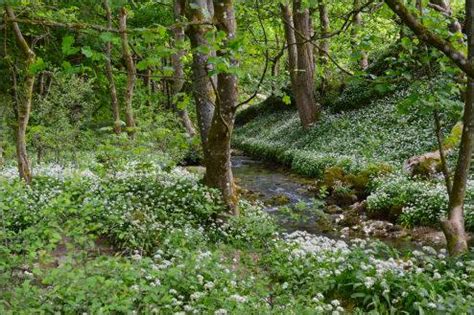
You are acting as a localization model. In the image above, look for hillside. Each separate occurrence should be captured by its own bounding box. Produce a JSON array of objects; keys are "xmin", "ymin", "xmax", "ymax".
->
[{"xmin": 234, "ymin": 80, "xmax": 474, "ymax": 231}]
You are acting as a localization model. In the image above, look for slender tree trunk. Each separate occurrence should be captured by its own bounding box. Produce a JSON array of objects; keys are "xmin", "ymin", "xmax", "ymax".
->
[
  {"xmin": 186, "ymin": 0, "xmax": 215, "ymax": 159},
  {"xmin": 281, "ymin": 3, "xmax": 319, "ymax": 129},
  {"xmin": 0, "ymin": 102, "xmax": 5, "ymax": 167},
  {"xmin": 6, "ymin": 6, "xmax": 35, "ymax": 184},
  {"xmin": 434, "ymin": 110, "xmax": 452, "ymax": 193},
  {"xmin": 352, "ymin": 0, "xmax": 368, "ymax": 70},
  {"xmin": 38, "ymin": 71, "xmax": 45, "ymax": 96},
  {"xmin": 429, "ymin": 0, "xmax": 462, "ymax": 34},
  {"xmin": 104, "ymin": 0, "xmax": 121, "ymax": 135},
  {"xmin": 119, "ymin": 7, "xmax": 137, "ymax": 139},
  {"xmin": 384, "ymin": 0, "xmax": 474, "ymax": 256},
  {"xmin": 270, "ymin": 33, "xmax": 284, "ymax": 94},
  {"xmin": 144, "ymin": 67, "xmax": 152, "ymax": 107},
  {"xmin": 416, "ymin": 0, "xmax": 423, "ymax": 13},
  {"xmin": 204, "ymin": 0, "xmax": 239, "ymax": 214},
  {"xmin": 318, "ymin": 0, "xmax": 330, "ymax": 95},
  {"xmin": 440, "ymin": 0, "xmax": 474, "ymax": 254},
  {"xmin": 172, "ymin": 0, "xmax": 196, "ymax": 137}
]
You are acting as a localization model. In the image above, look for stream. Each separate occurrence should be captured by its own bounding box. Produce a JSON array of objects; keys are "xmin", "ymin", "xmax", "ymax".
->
[{"xmin": 231, "ymin": 155, "xmax": 444, "ymax": 251}]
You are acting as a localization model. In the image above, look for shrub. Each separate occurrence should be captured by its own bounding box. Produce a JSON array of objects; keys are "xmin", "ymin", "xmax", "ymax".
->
[{"xmin": 367, "ymin": 174, "xmax": 474, "ymax": 230}]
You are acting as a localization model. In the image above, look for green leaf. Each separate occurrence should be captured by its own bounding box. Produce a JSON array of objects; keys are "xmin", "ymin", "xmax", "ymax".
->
[
  {"xmin": 282, "ymin": 94, "xmax": 291, "ymax": 105},
  {"xmin": 81, "ymin": 46, "xmax": 94, "ymax": 58},
  {"xmin": 62, "ymin": 35, "xmax": 80, "ymax": 56},
  {"xmin": 99, "ymin": 32, "xmax": 114, "ymax": 43},
  {"xmin": 29, "ymin": 57, "xmax": 46, "ymax": 74}
]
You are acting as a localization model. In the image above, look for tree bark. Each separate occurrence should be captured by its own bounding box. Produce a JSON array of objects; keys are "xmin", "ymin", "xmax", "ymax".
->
[
  {"xmin": 103, "ymin": 0, "xmax": 121, "ymax": 135},
  {"xmin": 352, "ymin": 0, "xmax": 368, "ymax": 70},
  {"xmin": 204, "ymin": 0, "xmax": 238, "ymax": 215},
  {"xmin": 186, "ymin": 0, "xmax": 215, "ymax": 158},
  {"xmin": 119, "ymin": 7, "xmax": 137, "ymax": 138},
  {"xmin": 281, "ymin": 3, "xmax": 319, "ymax": 129},
  {"xmin": 172, "ymin": 0, "xmax": 196, "ymax": 137},
  {"xmin": 318, "ymin": 0, "xmax": 330, "ymax": 94},
  {"xmin": 440, "ymin": 0, "xmax": 474, "ymax": 255},
  {"xmin": 6, "ymin": 6, "xmax": 35, "ymax": 184},
  {"xmin": 385, "ymin": 0, "xmax": 474, "ymax": 255},
  {"xmin": 434, "ymin": 110, "xmax": 452, "ymax": 194}
]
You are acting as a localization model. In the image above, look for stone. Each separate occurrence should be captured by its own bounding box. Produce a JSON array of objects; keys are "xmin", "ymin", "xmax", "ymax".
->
[
  {"xmin": 350, "ymin": 200, "xmax": 367, "ymax": 213},
  {"xmin": 325, "ymin": 205, "xmax": 343, "ymax": 214}
]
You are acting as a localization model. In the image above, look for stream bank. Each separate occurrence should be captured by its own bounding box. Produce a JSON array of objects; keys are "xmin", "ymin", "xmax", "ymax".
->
[{"xmin": 230, "ymin": 154, "xmax": 454, "ymax": 251}]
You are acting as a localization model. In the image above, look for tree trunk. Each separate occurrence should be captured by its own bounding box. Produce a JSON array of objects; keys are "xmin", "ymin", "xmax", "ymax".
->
[
  {"xmin": 186, "ymin": 0, "xmax": 215, "ymax": 158},
  {"xmin": 318, "ymin": 0, "xmax": 330, "ymax": 95},
  {"xmin": 6, "ymin": 6, "xmax": 35, "ymax": 184},
  {"xmin": 281, "ymin": 3, "xmax": 319, "ymax": 129},
  {"xmin": 204, "ymin": 0, "xmax": 239, "ymax": 215},
  {"xmin": 103, "ymin": 0, "xmax": 121, "ymax": 135},
  {"xmin": 119, "ymin": 7, "xmax": 137, "ymax": 139},
  {"xmin": 0, "ymin": 102, "xmax": 5, "ymax": 167},
  {"xmin": 441, "ymin": 0, "xmax": 474, "ymax": 254},
  {"xmin": 429, "ymin": 0, "xmax": 462, "ymax": 34},
  {"xmin": 172, "ymin": 0, "xmax": 196, "ymax": 137},
  {"xmin": 352, "ymin": 0, "xmax": 368, "ymax": 70},
  {"xmin": 384, "ymin": 0, "xmax": 474, "ymax": 256},
  {"xmin": 441, "ymin": 79, "xmax": 473, "ymax": 255}
]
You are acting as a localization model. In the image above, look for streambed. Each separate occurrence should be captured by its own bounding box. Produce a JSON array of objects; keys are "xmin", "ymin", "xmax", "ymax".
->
[{"xmin": 231, "ymin": 155, "xmax": 447, "ymax": 251}]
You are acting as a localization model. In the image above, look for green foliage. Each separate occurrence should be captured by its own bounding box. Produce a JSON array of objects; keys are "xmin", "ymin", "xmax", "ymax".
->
[
  {"xmin": 235, "ymin": 80, "xmax": 455, "ymax": 174},
  {"xmin": 1, "ymin": 163, "xmax": 473, "ymax": 314},
  {"xmin": 327, "ymin": 76, "xmax": 401, "ymax": 113},
  {"xmin": 263, "ymin": 235, "xmax": 474, "ymax": 314},
  {"xmin": 367, "ymin": 174, "xmax": 474, "ymax": 230}
]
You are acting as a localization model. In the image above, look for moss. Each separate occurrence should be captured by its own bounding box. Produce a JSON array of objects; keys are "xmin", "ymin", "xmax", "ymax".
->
[
  {"xmin": 411, "ymin": 156, "xmax": 441, "ymax": 178},
  {"xmin": 443, "ymin": 121, "xmax": 463, "ymax": 150},
  {"xmin": 267, "ymin": 194, "xmax": 291, "ymax": 206},
  {"xmin": 323, "ymin": 166, "xmax": 346, "ymax": 187}
]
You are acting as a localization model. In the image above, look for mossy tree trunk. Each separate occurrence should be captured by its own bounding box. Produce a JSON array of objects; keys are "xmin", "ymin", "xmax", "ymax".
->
[
  {"xmin": 119, "ymin": 7, "xmax": 137, "ymax": 139},
  {"xmin": 204, "ymin": 0, "xmax": 239, "ymax": 215},
  {"xmin": 6, "ymin": 6, "xmax": 35, "ymax": 184},
  {"xmin": 172, "ymin": 0, "xmax": 196, "ymax": 137},
  {"xmin": 186, "ymin": 0, "xmax": 215, "ymax": 161},
  {"xmin": 352, "ymin": 0, "xmax": 368, "ymax": 70},
  {"xmin": 281, "ymin": 2, "xmax": 319, "ymax": 129},
  {"xmin": 103, "ymin": 0, "xmax": 121, "ymax": 135}
]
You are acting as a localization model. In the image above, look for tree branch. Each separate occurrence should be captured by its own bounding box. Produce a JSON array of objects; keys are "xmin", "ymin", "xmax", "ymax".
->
[
  {"xmin": 384, "ymin": 0, "xmax": 474, "ymax": 78},
  {"xmin": 236, "ymin": 0, "xmax": 270, "ymax": 108}
]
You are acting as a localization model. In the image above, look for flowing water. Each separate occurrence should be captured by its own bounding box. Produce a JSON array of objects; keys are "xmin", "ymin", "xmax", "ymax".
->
[
  {"xmin": 231, "ymin": 155, "xmax": 437, "ymax": 251},
  {"xmin": 232, "ymin": 155, "xmax": 337, "ymax": 235}
]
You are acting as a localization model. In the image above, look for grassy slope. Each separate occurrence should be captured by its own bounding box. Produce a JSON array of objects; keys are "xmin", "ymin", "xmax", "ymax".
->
[
  {"xmin": 234, "ymin": 80, "xmax": 474, "ymax": 230},
  {"xmin": 235, "ymin": 86, "xmax": 448, "ymax": 175}
]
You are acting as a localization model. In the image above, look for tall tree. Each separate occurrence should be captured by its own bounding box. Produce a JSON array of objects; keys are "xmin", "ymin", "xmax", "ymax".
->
[
  {"xmin": 203, "ymin": 0, "xmax": 239, "ymax": 214},
  {"xmin": 352, "ymin": 0, "xmax": 368, "ymax": 70},
  {"xmin": 186, "ymin": 0, "xmax": 215, "ymax": 160},
  {"xmin": 5, "ymin": 6, "xmax": 35, "ymax": 184},
  {"xmin": 385, "ymin": 0, "xmax": 474, "ymax": 255},
  {"xmin": 280, "ymin": 1, "xmax": 320, "ymax": 129},
  {"xmin": 103, "ymin": 0, "xmax": 121, "ymax": 135},
  {"xmin": 171, "ymin": 0, "xmax": 196, "ymax": 137},
  {"xmin": 119, "ymin": 7, "xmax": 137, "ymax": 139}
]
